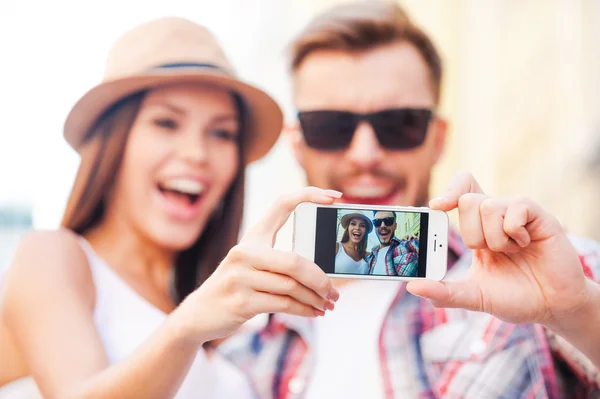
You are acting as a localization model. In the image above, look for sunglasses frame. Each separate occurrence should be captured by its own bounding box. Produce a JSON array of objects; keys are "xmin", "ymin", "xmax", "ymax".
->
[
  {"xmin": 372, "ymin": 217, "xmax": 396, "ymax": 228},
  {"xmin": 297, "ymin": 107, "xmax": 434, "ymax": 151}
]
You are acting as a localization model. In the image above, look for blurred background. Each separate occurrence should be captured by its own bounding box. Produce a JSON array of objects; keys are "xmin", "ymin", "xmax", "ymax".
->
[{"xmin": 1, "ymin": 0, "xmax": 599, "ymax": 274}]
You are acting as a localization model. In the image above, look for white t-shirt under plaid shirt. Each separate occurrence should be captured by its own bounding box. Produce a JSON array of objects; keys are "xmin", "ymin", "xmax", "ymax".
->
[{"xmin": 304, "ymin": 280, "xmax": 415, "ymax": 398}]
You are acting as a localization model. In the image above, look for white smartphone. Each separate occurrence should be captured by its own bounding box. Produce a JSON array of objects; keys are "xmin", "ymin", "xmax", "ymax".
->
[{"xmin": 293, "ymin": 202, "xmax": 449, "ymax": 281}]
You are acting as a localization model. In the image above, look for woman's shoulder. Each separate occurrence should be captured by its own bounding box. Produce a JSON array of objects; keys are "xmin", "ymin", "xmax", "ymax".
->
[
  {"xmin": 2, "ymin": 229, "xmax": 94, "ymax": 314},
  {"xmin": 10, "ymin": 228, "xmax": 88, "ymax": 271}
]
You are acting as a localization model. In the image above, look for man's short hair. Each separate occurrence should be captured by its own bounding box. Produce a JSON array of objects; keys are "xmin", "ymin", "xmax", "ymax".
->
[
  {"xmin": 289, "ymin": 1, "xmax": 443, "ymax": 103},
  {"xmin": 373, "ymin": 210, "xmax": 396, "ymax": 221}
]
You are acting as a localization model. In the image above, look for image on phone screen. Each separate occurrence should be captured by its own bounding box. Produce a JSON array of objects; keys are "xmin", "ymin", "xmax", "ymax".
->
[{"xmin": 315, "ymin": 207, "xmax": 428, "ymax": 278}]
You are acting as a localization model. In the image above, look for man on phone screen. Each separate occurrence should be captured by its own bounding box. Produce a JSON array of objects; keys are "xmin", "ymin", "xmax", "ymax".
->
[
  {"xmin": 367, "ymin": 211, "xmax": 418, "ymax": 277},
  {"xmin": 223, "ymin": 2, "xmax": 600, "ymax": 398}
]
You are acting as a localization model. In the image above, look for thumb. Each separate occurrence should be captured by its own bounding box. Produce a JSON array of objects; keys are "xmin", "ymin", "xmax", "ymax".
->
[
  {"xmin": 241, "ymin": 187, "xmax": 342, "ymax": 247},
  {"xmin": 406, "ymin": 279, "xmax": 484, "ymax": 312}
]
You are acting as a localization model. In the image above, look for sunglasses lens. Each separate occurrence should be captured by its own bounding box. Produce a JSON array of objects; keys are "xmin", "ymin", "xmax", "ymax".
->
[
  {"xmin": 298, "ymin": 111, "xmax": 358, "ymax": 150},
  {"xmin": 373, "ymin": 217, "xmax": 395, "ymax": 228},
  {"xmin": 369, "ymin": 109, "xmax": 432, "ymax": 150}
]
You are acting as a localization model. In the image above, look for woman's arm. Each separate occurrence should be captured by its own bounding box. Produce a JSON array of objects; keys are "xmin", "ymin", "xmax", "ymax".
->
[
  {"xmin": 4, "ymin": 187, "xmax": 340, "ymax": 399},
  {"xmin": 3, "ymin": 230, "xmax": 202, "ymax": 399}
]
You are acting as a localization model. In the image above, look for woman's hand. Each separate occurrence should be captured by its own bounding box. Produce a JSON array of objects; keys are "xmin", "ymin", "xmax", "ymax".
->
[{"xmin": 178, "ymin": 187, "xmax": 342, "ymax": 344}]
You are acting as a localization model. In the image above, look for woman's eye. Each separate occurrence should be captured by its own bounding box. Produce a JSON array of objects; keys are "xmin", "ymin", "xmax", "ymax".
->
[
  {"xmin": 154, "ymin": 118, "xmax": 177, "ymax": 130},
  {"xmin": 210, "ymin": 129, "xmax": 238, "ymax": 141}
]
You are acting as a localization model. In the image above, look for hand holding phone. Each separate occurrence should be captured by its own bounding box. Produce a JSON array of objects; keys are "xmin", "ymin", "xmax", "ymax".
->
[
  {"xmin": 178, "ymin": 187, "xmax": 342, "ymax": 344},
  {"xmin": 293, "ymin": 203, "xmax": 449, "ymax": 281},
  {"xmin": 406, "ymin": 172, "xmax": 598, "ymax": 330}
]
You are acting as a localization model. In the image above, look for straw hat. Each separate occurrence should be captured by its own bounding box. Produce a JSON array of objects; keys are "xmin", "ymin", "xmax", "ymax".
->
[
  {"xmin": 63, "ymin": 17, "xmax": 283, "ymax": 164},
  {"xmin": 340, "ymin": 212, "xmax": 373, "ymax": 234}
]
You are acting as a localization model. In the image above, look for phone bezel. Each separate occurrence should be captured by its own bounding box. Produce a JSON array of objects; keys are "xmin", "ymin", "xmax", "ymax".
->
[{"xmin": 293, "ymin": 202, "xmax": 449, "ymax": 281}]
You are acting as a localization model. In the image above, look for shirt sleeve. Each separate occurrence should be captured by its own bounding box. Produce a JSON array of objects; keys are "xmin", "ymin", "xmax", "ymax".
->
[
  {"xmin": 547, "ymin": 235, "xmax": 600, "ymax": 388},
  {"xmin": 393, "ymin": 241, "xmax": 419, "ymax": 277}
]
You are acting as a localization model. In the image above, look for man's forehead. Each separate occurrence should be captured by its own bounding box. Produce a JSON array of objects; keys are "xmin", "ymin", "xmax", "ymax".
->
[{"xmin": 292, "ymin": 41, "xmax": 435, "ymax": 112}]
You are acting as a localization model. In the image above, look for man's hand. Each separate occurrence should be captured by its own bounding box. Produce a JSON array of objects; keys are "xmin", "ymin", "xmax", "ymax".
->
[{"xmin": 406, "ymin": 172, "xmax": 599, "ymax": 332}]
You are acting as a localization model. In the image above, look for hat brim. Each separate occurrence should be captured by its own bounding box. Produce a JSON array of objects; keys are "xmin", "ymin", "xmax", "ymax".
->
[
  {"xmin": 63, "ymin": 68, "xmax": 283, "ymax": 164},
  {"xmin": 341, "ymin": 213, "xmax": 373, "ymax": 234}
]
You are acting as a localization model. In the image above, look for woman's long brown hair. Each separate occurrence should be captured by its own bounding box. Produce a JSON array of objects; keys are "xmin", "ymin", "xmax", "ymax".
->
[
  {"xmin": 341, "ymin": 218, "xmax": 368, "ymax": 260},
  {"xmin": 61, "ymin": 91, "xmax": 245, "ymax": 304}
]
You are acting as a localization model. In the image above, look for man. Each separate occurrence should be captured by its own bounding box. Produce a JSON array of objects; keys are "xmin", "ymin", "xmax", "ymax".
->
[
  {"xmin": 367, "ymin": 211, "xmax": 419, "ymax": 277},
  {"xmin": 223, "ymin": 2, "xmax": 600, "ymax": 398}
]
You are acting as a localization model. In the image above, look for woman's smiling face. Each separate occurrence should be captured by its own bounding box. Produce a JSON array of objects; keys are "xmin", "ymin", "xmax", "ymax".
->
[
  {"xmin": 348, "ymin": 218, "xmax": 367, "ymax": 244},
  {"xmin": 105, "ymin": 83, "xmax": 240, "ymax": 251}
]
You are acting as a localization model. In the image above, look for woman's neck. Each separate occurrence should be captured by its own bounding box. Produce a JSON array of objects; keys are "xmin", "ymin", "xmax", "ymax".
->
[
  {"xmin": 343, "ymin": 241, "xmax": 359, "ymax": 252},
  {"xmin": 83, "ymin": 212, "xmax": 177, "ymax": 310}
]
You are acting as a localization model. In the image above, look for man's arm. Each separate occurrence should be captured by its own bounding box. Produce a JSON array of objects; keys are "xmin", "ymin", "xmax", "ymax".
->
[{"xmin": 393, "ymin": 242, "xmax": 419, "ymax": 277}]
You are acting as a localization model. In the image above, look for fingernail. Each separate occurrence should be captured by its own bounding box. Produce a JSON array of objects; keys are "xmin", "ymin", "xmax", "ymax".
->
[
  {"xmin": 324, "ymin": 189, "xmax": 343, "ymax": 198},
  {"xmin": 324, "ymin": 300, "xmax": 335, "ymax": 311},
  {"xmin": 314, "ymin": 309, "xmax": 325, "ymax": 317},
  {"xmin": 327, "ymin": 288, "xmax": 340, "ymax": 302}
]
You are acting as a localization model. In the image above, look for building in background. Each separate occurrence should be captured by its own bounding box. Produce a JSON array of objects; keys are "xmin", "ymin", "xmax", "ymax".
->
[
  {"xmin": 0, "ymin": 206, "xmax": 32, "ymax": 274},
  {"xmin": 397, "ymin": 212, "xmax": 421, "ymax": 238}
]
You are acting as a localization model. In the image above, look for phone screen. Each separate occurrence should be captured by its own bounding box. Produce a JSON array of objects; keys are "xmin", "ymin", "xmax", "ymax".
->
[{"xmin": 315, "ymin": 207, "xmax": 429, "ymax": 278}]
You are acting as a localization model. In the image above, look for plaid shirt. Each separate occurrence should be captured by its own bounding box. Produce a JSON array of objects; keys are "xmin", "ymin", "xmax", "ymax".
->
[
  {"xmin": 221, "ymin": 228, "xmax": 600, "ymax": 399},
  {"xmin": 366, "ymin": 236, "xmax": 419, "ymax": 276}
]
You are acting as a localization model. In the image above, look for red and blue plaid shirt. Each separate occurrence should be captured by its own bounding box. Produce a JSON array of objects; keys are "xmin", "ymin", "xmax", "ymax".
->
[
  {"xmin": 366, "ymin": 236, "xmax": 419, "ymax": 276},
  {"xmin": 221, "ymin": 228, "xmax": 600, "ymax": 398}
]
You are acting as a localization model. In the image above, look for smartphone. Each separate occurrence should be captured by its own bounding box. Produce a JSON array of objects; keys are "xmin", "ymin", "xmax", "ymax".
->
[{"xmin": 293, "ymin": 202, "xmax": 448, "ymax": 281}]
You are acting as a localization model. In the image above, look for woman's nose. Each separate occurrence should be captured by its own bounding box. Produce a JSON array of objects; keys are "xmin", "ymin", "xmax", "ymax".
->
[{"xmin": 178, "ymin": 128, "xmax": 208, "ymax": 165}]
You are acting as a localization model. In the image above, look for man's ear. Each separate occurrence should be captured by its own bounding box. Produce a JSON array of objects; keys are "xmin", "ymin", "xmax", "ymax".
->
[
  {"xmin": 285, "ymin": 120, "xmax": 306, "ymax": 168},
  {"xmin": 432, "ymin": 117, "xmax": 448, "ymax": 164}
]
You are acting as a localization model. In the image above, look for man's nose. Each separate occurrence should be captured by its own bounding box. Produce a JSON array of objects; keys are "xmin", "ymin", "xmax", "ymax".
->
[{"xmin": 345, "ymin": 122, "xmax": 385, "ymax": 170}]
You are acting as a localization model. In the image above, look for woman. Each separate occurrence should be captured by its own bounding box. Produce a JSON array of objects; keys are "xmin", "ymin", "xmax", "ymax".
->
[
  {"xmin": 334, "ymin": 213, "xmax": 372, "ymax": 275},
  {"xmin": 0, "ymin": 18, "xmax": 339, "ymax": 399}
]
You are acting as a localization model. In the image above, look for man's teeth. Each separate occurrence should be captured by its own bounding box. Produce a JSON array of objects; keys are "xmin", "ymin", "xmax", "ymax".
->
[
  {"xmin": 160, "ymin": 179, "xmax": 204, "ymax": 195},
  {"xmin": 344, "ymin": 186, "xmax": 392, "ymax": 198}
]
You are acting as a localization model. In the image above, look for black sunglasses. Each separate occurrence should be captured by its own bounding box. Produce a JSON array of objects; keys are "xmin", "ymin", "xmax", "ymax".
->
[
  {"xmin": 372, "ymin": 217, "xmax": 395, "ymax": 228},
  {"xmin": 297, "ymin": 108, "xmax": 433, "ymax": 151}
]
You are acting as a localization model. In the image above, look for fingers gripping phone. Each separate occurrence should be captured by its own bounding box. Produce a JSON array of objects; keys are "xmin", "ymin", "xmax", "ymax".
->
[{"xmin": 293, "ymin": 203, "xmax": 449, "ymax": 281}]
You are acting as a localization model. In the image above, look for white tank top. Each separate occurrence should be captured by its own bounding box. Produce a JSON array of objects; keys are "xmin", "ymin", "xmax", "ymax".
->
[
  {"xmin": 334, "ymin": 242, "xmax": 369, "ymax": 275},
  {"xmin": 0, "ymin": 238, "xmax": 255, "ymax": 399}
]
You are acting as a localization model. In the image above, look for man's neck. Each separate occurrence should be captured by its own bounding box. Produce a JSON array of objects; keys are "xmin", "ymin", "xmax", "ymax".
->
[{"xmin": 379, "ymin": 242, "xmax": 392, "ymax": 250}]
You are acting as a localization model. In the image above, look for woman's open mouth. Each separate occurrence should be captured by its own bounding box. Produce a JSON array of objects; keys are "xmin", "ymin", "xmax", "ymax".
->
[
  {"xmin": 157, "ymin": 178, "xmax": 206, "ymax": 221},
  {"xmin": 351, "ymin": 231, "xmax": 363, "ymax": 239}
]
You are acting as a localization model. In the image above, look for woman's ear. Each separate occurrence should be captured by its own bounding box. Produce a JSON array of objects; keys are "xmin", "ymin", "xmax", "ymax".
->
[{"xmin": 285, "ymin": 120, "xmax": 306, "ymax": 169}]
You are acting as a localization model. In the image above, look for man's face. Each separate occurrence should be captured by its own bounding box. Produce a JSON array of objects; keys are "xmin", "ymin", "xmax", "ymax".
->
[
  {"xmin": 373, "ymin": 211, "xmax": 396, "ymax": 246},
  {"xmin": 290, "ymin": 41, "xmax": 447, "ymax": 207}
]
